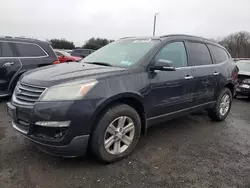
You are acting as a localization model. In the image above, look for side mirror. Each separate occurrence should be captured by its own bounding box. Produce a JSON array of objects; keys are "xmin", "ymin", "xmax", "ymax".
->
[{"xmin": 150, "ymin": 59, "xmax": 175, "ymax": 71}]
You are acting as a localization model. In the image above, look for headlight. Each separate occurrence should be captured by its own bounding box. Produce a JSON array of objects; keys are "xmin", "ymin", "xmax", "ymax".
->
[
  {"xmin": 242, "ymin": 79, "xmax": 250, "ymax": 84},
  {"xmin": 39, "ymin": 79, "xmax": 98, "ymax": 101}
]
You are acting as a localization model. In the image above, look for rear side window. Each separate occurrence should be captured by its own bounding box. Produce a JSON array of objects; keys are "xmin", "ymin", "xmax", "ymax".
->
[
  {"xmin": 187, "ymin": 42, "xmax": 212, "ymax": 66},
  {"xmin": 0, "ymin": 42, "xmax": 15, "ymax": 57},
  {"xmin": 208, "ymin": 45, "xmax": 229, "ymax": 64},
  {"xmin": 154, "ymin": 42, "xmax": 188, "ymax": 68},
  {"xmin": 15, "ymin": 42, "xmax": 47, "ymax": 57}
]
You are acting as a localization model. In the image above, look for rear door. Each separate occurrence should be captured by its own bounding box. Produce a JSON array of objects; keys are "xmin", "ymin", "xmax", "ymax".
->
[
  {"xmin": 13, "ymin": 42, "xmax": 50, "ymax": 71},
  {"xmin": 185, "ymin": 41, "xmax": 218, "ymax": 105},
  {"xmin": 0, "ymin": 41, "xmax": 21, "ymax": 94},
  {"xmin": 148, "ymin": 41, "xmax": 195, "ymax": 119}
]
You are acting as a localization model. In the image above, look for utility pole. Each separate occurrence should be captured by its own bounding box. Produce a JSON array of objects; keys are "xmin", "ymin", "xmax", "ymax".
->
[{"xmin": 153, "ymin": 13, "xmax": 159, "ymax": 36}]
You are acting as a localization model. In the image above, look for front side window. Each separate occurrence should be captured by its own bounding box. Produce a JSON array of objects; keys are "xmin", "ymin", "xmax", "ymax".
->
[
  {"xmin": 208, "ymin": 45, "xmax": 229, "ymax": 64},
  {"xmin": 187, "ymin": 42, "xmax": 212, "ymax": 66},
  {"xmin": 154, "ymin": 42, "xmax": 188, "ymax": 68},
  {"xmin": 84, "ymin": 39, "xmax": 160, "ymax": 67},
  {"xmin": 15, "ymin": 42, "xmax": 47, "ymax": 57},
  {"xmin": 0, "ymin": 42, "xmax": 15, "ymax": 57}
]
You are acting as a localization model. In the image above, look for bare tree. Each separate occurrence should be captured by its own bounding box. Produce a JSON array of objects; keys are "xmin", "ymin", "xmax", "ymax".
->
[{"xmin": 219, "ymin": 31, "xmax": 250, "ymax": 58}]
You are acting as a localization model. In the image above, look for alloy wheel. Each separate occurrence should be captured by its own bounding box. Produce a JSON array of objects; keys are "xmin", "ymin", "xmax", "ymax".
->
[
  {"xmin": 219, "ymin": 93, "xmax": 230, "ymax": 116},
  {"xmin": 104, "ymin": 116, "xmax": 135, "ymax": 155}
]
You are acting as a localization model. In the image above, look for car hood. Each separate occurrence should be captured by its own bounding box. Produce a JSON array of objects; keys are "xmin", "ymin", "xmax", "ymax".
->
[
  {"xmin": 238, "ymin": 70, "xmax": 250, "ymax": 76},
  {"xmin": 21, "ymin": 63, "xmax": 126, "ymax": 87}
]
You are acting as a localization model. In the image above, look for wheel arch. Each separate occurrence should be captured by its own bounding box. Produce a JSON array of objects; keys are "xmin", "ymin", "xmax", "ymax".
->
[
  {"xmin": 91, "ymin": 92, "xmax": 147, "ymax": 135},
  {"xmin": 8, "ymin": 70, "xmax": 26, "ymax": 92},
  {"xmin": 225, "ymin": 82, "xmax": 234, "ymax": 97}
]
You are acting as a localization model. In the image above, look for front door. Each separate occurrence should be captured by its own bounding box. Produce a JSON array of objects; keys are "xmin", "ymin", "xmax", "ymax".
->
[
  {"xmin": 0, "ymin": 42, "xmax": 21, "ymax": 94},
  {"xmin": 147, "ymin": 41, "xmax": 195, "ymax": 119}
]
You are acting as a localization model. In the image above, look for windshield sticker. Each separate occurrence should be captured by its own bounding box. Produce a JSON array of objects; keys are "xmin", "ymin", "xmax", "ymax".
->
[
  {"xmin": 133, "ymin": 39, "xmax": 152, "ymax": 43},
  {"xmin": 120, "ymin": 61, "xmax": 134, "ymax": 66}
]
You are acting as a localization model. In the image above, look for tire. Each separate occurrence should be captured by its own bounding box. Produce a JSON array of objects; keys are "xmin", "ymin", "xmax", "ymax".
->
[
  {"xmin": 208, "ymin": 88, "xmax": 232, "ymax": 121},
  {"xmin": 90, "ymin": 103, "xmax": 141, "ymax": 163}
]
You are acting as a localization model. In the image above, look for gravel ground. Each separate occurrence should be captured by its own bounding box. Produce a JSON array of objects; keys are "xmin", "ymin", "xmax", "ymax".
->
[{"xmin": 1, "ymin": 98, "xmax": 250, "ymax": 188}]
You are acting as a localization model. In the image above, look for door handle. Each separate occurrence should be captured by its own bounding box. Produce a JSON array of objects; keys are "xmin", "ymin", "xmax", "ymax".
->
[
  {"xmin": 213, "ymin": 72, "xmax": 219, "ymax": 76},
  {"xmin": 3, "ymin": 62, "xmax": 14, "ymax": 67},
  {"xmin": 185, "ymin": 75, "xmax": 193, "ymax": 80}
]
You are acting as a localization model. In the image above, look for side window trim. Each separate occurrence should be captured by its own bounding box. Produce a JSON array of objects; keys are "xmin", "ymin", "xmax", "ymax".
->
[
  {"xmin": 207, "ymin": 44, "xmax": 230, "ymax": 64},
  {"xmin": 0, "ymin": 41, "xmax": 17, "ymax": 58},
  {"xmin": 205, "ymin": 43, "xmax": 215, "ymax": 64},
  {"xmin": 184, "ymin": 40, "xmax": 213, "ymax": 67},
  {"xmin": 149, "ymin": 40, "xmax": 190, "ymax": 69},
  {"xmin": 0, "ymin": 41, "xmax": 48, "ymax": 59}
]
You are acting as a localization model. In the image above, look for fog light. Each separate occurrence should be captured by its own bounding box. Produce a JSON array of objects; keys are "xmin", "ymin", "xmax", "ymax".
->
[{"xmin": 35, "ymin": 121, "xmax": 70, "ymax": 127}]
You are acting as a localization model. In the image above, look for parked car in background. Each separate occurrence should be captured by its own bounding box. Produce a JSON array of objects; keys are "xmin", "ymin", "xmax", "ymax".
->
[
  {"xmin": 0, "ymin": 36, "xmax": 59, "ymax": 97},
  {"xmin": 7, "ymin": 35, "xmax": 238, "ymax": 163},
  {"xmin": 54, "ymin": 49, "xmax": 82, "ymax": 63},
  {"xmin": 236, "ymin": 60, "xmax": 250, "ymax": 97},
  {"xmin": 71, "ymin": 49, "xmax": 95, "ymax": 58},
  {"xmin": 64, "ymin": 49, "xmax": 73, "ymax": 54}
]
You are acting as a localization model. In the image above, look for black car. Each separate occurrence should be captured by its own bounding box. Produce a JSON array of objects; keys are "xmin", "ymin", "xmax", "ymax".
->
[
  {"xmin": 0, "ymin": 36, "xmax": 59, "ymax": 97},
  {"xmin": 236, "ymin": 60, "xmax": 250, "ymax": 97},
  {"xmin": 71, "ymin": 48, "xmax": 95, "ymax": 58},
  {"xmin": 7, "ymin": 35, "xmax": 238, "ymax": 163}
]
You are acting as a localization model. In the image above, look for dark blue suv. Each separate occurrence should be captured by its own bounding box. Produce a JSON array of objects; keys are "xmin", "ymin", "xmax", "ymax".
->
[{"xmin": 7, "ymin": 35, "xmax": 238, "ymax": 163}]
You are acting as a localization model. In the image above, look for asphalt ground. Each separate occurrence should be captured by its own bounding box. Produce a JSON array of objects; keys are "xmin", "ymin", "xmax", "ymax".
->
[{"xmin": 1, "ymin": 98, "xmax": 250, "ymax": 188}]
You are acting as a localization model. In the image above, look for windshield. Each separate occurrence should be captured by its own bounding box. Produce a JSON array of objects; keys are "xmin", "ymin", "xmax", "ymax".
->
[
  {"xmin": 236, "ymin": 61, "xmax": 250, "ymax": 72},
  {"xmin": 55, "ymin": 50, "xmax": 71, "ymax": 57},
  {"xmin": 83, "ymin": 39, "xmax": 160, "ymax": 67}
]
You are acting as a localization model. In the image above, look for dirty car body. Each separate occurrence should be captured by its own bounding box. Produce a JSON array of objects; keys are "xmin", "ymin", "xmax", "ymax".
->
[
  {"xmin": 236, "ymin": 60, "xmax": 250, "ymax": 97},
  {"xmin": 7, "ymin": 35, "xmax": 238, "ymax": 159}
]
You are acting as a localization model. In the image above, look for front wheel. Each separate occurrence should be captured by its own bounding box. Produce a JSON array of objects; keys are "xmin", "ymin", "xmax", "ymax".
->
[
  {"xmin": 90, "ymin": 104, "xmax": 141, "ymax": 163},
  {"xmin": 208, "ymin": 88, "xmax": 232, "ymax": 121}
]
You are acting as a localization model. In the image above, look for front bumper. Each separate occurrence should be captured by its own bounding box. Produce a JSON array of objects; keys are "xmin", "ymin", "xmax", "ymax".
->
[
  {"xmin": 236, "ymin": 84, "xmax": 250, "ymax": 96},
  {"xmin": 13, "ymin": 120, "xmax": 89, "ymax": 157},
  {"xmin": 6, "ymin": 100, "xmax": 98, "ymax": 157}
]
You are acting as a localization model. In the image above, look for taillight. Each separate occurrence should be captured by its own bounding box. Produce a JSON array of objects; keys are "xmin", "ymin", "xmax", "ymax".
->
[
  {"xmin": 53, "ymin": 60, "xmax": 60, "ymax": 64},
  {"xmin": 232, "ymin": 71, "xmax": 238, "ymax": 80}
]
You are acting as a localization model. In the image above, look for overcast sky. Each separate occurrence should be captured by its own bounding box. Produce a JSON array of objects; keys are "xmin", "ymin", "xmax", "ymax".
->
[{"xmin": 0, "ymin": 0, "xmax": 250, "ymax": 46}]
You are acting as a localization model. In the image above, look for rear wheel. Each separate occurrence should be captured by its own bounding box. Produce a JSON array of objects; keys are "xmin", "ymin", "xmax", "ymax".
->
[
  {"xmin": 208, "ymin": 88, "xmax": 232, "ymax": 121},
  {"xmin": 90, "ymin": 104, "xmax": 141, "ymax": 163}
]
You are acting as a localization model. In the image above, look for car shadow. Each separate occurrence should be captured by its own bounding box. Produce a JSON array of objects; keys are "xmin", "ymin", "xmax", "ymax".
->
[
  {"xmin": 0, "ymin": 96, "xmax": 11, "ymax": 104},
  {"xmin": 235, "ymin": 96, "xmax": 250, "ymax": 102}
]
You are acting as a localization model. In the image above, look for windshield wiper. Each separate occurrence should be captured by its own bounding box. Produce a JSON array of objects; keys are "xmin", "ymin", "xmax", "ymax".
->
[{"xmin": 85, "ymin": 62, "xmax": 113, "ymax": 67}]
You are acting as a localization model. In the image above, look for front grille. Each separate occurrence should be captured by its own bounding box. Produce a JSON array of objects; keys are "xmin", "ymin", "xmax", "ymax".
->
[{"xmin": 13, "ymin": 82, "xmax": 46, "ymax": 105}]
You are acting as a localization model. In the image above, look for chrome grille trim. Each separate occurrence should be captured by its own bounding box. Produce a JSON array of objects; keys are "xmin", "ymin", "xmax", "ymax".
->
[{"xmin": 13, "ymin": 82, "xmax": 46, "ymax": 106}]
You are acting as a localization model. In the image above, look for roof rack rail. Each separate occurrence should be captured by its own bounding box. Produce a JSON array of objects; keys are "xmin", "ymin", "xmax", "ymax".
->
[
  {"xmin": 0, "ymin": 35, "xmax": 13, "ymax": 38},
  {"xmin": 0, "ymin": 35, "xmax": 41, "ymax": 41},
  {"xmin": 120, "ymin": 36, "xmax": 136, "ymax": 39},
  {"xmin": 160, "ymin": 34, "xmax": 208, "ymax": 39}
]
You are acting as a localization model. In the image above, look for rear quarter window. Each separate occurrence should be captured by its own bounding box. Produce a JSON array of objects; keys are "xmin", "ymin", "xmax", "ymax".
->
[
  {"xmin": 208, "ymin": 45, "xmax": 229, "ymax": 64},
  {"xmin": 15, "ymin": 42, "xmax": 47, "ymax": 57}
]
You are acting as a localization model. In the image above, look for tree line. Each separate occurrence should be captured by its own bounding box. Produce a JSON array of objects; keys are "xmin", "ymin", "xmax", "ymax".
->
[
  {"xmin": 219, "ymin": 31, "xmax": 250, "ymax": 58},
  {"xmin": 50, "ymin": 37, "xmax": 113, "ymax": 50},
  {"xmin": 50, "ymin": 31, "xmax": 250, "ymax": 58}
]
